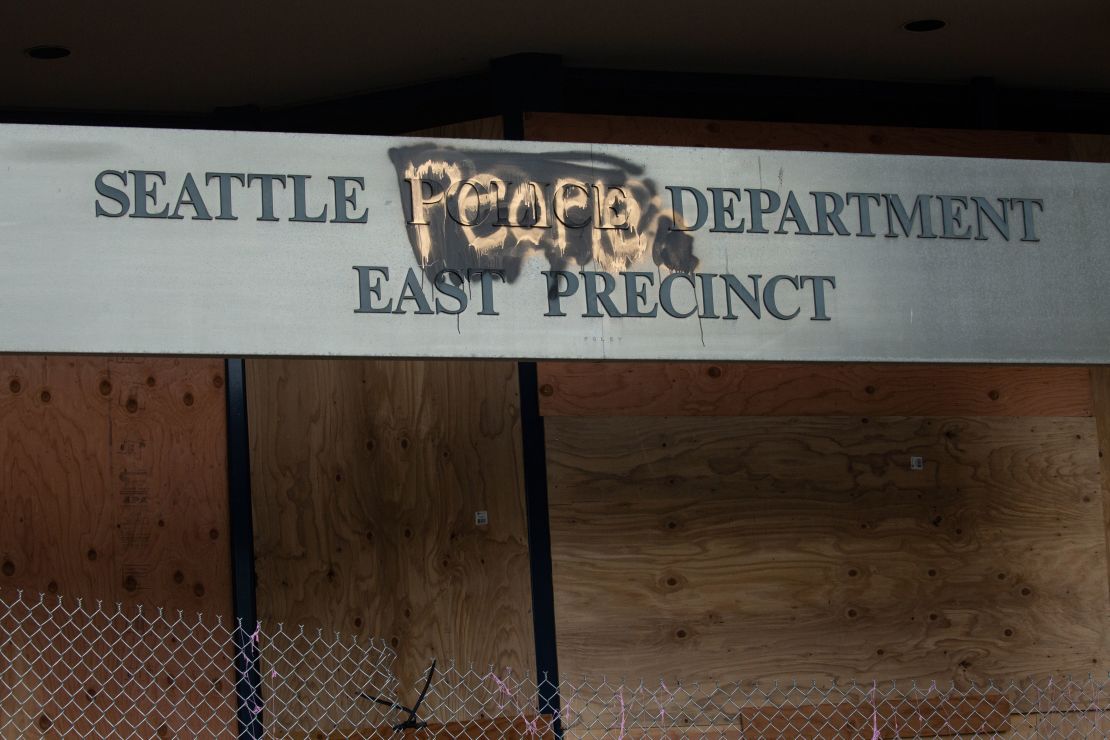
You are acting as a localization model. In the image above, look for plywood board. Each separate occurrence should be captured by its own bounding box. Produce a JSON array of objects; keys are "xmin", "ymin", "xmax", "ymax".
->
[
  {"xmin": 0, "ymin": 354, "xmax": 233, "ymax": 739},
  {"xmin": 568, "ymin": 728, "xmax": 744, "ymax": 739},
  {"xmin": 741, "ymin": 693, "xmax": 1011, "ymax": 739},
  {"xmin": 247, "ymin": 358, "xmax": 534, "ymax": 698},
  {"xmin": 1090, "ymin": 367, "xmax": 1110, "ymax": 604},
  {"xmin": 564, "ymin": 693, "xmax": 1011, "ymax": 739},
  {"xmin": 0, "ymin": 357, "xmax": 112, "ymax": 602},
  {"xmin": 406, "ymin": 116, "xmax": 504, "ymax": 141},
  {"xmin": 288, "ymin": 717, "xmax": 556, "ymax": 739},
  {"xmin": 538, "ymin": 363, "xmax": 1093, "ymax": 418},
  {"xmin": 546, "ymin": 414, "xmax": 1109, "ymax": 685},
  {"xmin": 0, "ymin": 355, "xmax": 230, "ymax": 613},
  {"xmin": 523, "ymin": 112, "xmax": 1104, "ymax": 161}
]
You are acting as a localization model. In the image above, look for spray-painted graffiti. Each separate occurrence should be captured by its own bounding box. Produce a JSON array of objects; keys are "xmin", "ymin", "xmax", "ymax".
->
[{"xmin": 388, "ymin": 144, "xmax": 698, "ymax": 282}]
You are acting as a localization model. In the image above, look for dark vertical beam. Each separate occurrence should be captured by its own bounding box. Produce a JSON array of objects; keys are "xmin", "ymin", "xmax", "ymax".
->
[
  {"xmin": 492, "ymin": 53, "xmax": 563, "ymax": 139},
  {"xmin": 225, "ymin": 358, "xmax": 263, "ymax": 739},
  {"xmin": 517, "ymin": 361, "xmax": 562, "ymax": 733}
]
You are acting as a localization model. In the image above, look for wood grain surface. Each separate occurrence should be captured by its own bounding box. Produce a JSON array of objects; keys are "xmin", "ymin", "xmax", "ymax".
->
[
  {"xmin": 524, "ymin": 112, "xmax": 1110, "ymax": 162},
  {"xmin": 566, "ymin": 693, "xmax": 1012, "ymax": 739},
  {"xmin": 568, "ymin": 728, "xmax": 744, "ymax": 739},
  {"xmin": 546, "ymin": 414, "xmax": 1109, "ymax": 685},
  {"xmin": 538, "ymin": 362, "xmax": 1093, "ymax": 418},
  {"xmin": 0, "ymin": 354, "xmax": 232, "ymax": 738},
  {"xmin": 287, "ymin": 716, "xmax": 556, "ymax": 739},
  {"xmin": 0, "ymin": 355, "xmax": 230, "ymax": 613},
  {"xmin": 406, "ymin": 116, "xmax": 504, "ymax": 141},
  {"xmin": 741, "ymin": 693, "xmax": 1011, "ymax": 739},
  {"xmin": 247, "ymin": 358, "xmax": 534, "ymax": 698},
  {"xmin": 1091, "ymin": 367, "xmax": 1110, "ymax": 604}
]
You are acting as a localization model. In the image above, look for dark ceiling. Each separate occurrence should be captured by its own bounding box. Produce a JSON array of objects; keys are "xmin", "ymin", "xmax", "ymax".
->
[{"xmin": 3, "ymin": 0, "xmax": 1108, "ymax": 116}]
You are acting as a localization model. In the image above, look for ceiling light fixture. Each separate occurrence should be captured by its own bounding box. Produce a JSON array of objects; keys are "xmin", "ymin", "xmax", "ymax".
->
[
  {"xmin": 24, "ymin": 45, "xmax": 71, "ymax": 60},
  {"xmin": 903, "ymin": 19, "xmax": 946, "ymax": 33}
]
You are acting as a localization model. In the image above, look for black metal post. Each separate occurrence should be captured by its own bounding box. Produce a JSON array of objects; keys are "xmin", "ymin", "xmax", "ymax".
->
[
  {"xmin": 225, "ymin": 358, "xmax": 263, "ymax": 739},
  {"xmin": 517, "ymin": 362, "xmax": 563, "ymax": 735}
]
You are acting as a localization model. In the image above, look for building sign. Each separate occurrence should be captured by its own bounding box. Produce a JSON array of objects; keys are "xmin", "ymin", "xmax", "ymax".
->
[{"xmin": 0, "ymin": 124, "xmax": 1107, "ymax": 362}]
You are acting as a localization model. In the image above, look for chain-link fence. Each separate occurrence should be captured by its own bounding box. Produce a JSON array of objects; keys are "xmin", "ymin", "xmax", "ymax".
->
[{"xmin": 2, "ymin": 588, "xmax": 1109, "ymax": 738}]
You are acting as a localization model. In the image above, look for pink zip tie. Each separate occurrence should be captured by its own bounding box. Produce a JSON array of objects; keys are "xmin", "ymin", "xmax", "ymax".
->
[
  {"xmin": 488, "ymin": 672, "xmax": 513, "ymax": 709},
  {"xmin": 871, "ymin": 681, "xmax": 881, "ymax": 740},
  {"xmin": 659, "ymin": 681, "xmax": 674, "ymax": 725}
]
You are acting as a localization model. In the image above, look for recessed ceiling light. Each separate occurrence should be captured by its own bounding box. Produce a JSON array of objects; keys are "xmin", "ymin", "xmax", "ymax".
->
[
  {"xmin": 903, "ymin": 19, "xmax": 946, "ymax": 33},
  {"xmin": 24, "ymin": 45, "xmax": 71, "ymax": 60}
]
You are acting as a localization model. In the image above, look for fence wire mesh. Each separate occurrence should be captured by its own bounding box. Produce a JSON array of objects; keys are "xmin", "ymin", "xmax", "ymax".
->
[{"xmin": 2, "ymin": 589, "xmax": 1108, "ymax": 738}]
